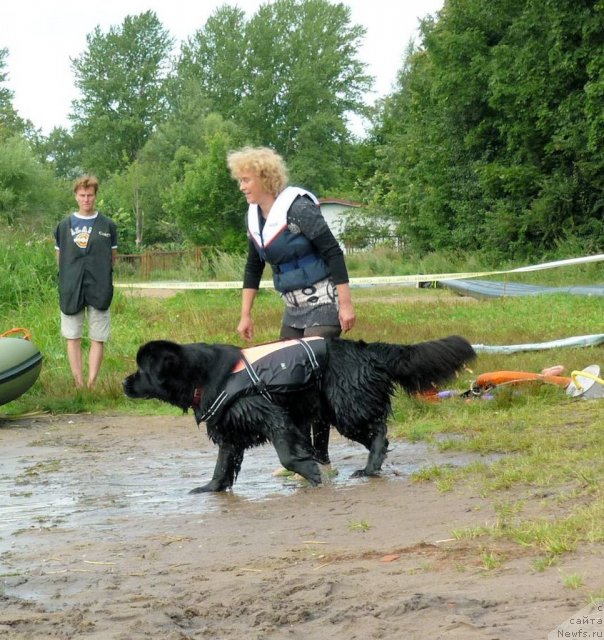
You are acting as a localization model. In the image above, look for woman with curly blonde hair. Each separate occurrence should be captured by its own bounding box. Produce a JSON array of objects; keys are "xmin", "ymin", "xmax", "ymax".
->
[{"xmin": 227, "ymin": 146, "xmax": 356, "ymax": 470}]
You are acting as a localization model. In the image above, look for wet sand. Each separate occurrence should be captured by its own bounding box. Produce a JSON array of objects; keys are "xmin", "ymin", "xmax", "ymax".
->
[{"xmin": 1, "ymin": 413, "xmax": 601, "ymax": 639}]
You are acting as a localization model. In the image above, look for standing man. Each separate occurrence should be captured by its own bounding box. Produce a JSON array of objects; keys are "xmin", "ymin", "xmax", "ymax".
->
[{"xmin": 55, "ymin": 175, "xmax": 117, "ymax": 389}]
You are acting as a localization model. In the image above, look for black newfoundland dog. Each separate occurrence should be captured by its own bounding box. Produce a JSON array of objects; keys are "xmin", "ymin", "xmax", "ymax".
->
[{"xmin": 123, "ymin": 335, "xmax": 475, "ymax": 493}]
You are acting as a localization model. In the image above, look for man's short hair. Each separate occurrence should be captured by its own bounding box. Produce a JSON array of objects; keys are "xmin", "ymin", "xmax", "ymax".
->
[{"xmin": 73, "ymin": 175, "xmax": 99, "ymax": 194}]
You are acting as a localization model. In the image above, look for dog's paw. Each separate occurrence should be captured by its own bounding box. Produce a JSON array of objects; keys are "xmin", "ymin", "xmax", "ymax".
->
[
  {"xmin": 189, "ymin": 481, "xmax": 229, "ymax": 493},
  {"xmin": 189, "ymin": 486, "xmax": 211, "ymax": 494},
  {"xmin": 351, "ymin": 469, "xmax": 381, "ymax": 478}
]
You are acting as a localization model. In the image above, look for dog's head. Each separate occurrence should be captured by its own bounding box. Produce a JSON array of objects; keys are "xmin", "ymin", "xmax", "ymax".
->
[{"xmin": 123, "ymin": 340, "xmax": 186, "ymax": 404}]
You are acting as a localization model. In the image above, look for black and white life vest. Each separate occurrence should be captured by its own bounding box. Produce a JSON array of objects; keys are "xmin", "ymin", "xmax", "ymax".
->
[{"xmin": 247, "ymin": 187, "xmax": 330, "ymax": 293}]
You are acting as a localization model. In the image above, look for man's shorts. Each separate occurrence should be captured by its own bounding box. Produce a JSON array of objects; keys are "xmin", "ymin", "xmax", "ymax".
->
[{"xmin": 60, "ymin": 307, "xmax": 111, "ymax": 342}]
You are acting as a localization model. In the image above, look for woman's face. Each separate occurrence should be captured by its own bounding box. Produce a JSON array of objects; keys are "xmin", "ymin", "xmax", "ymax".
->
[{"xmin": 237, "ymin": 170, "xmax": 269, "ymax": 205}]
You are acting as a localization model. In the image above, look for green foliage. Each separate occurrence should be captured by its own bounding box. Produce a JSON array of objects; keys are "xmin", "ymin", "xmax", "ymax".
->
[
  {"xmin": 101, "ymin": 158, "xmax": 185, "ymax": 253},
  {"xmin": 35, "ymin": 127, "xmax": 81, "ymax": 180},
  {"xmin": 176, "ymin": 6, "xmax": 248, "ymax": 120},
  {"xmin": 340, "ymin": 208, "xmax": 399, "ymax": 251},
  {"xmin": 98, "ymin": 104, "xmax": 248, "ymax": 251},
  {"xmin": 4, "ymin": 0, "xmax": 604, "ymax": 259},
  {"xmin": 176, "ymin": 0, "xmax": 371, "ymax": 194},
  {"xmin": 370, "ymin": 0, "xmax": 604, "ymax": 259},
  {"xmin": 0, "ymin": 135, "xmax": 69, "ymax": 225},
  {"xmin": 0, "ymin": 229, "xmax": 57, "ymax": 314},
  {"xmin": 70, "ymin": 11, "xmax": 174, "ymax": 178},
  {"xmin": 243, "ymin": 0, "xmax": 370, "ymax": 191},
  {"xmin": 162, "ymin": 115, "xmax": 247, "ymax": 251},
  {"xmin": 0, "ymin": 48, "xmax": 26, "ymax": 136}
]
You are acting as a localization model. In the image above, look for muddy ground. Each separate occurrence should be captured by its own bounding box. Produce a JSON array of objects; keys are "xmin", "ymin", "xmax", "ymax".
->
[{"xmin": 1, "ymin": 413, "xmax": 602, "ymax": 639}]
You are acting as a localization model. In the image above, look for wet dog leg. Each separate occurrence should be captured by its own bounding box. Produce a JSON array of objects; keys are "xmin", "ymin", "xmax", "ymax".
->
[
  {"xmin": 190, "ymin": 442, "xmax": 244, "ymax": 493},
  {"xmin": 272, "ymin": 427, "xmax": 323, "ymax": 486},
  {"xmin": 351, "ymin": 421, "xmax": 389, "ymax": 478}
]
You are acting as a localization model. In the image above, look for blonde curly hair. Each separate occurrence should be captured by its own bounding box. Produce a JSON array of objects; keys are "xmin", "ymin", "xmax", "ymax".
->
[{"xmin": 227, "ymin": 146, "xmax": 289, "ymax": 196}]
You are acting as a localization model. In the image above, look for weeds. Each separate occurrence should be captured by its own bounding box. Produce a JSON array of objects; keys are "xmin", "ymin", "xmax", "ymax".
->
[
  {"xmin": 561, "ymin": 573, "xmax": 584, "ymax": 589},
  {"xmin": 348, "ymin": 520, "xmax": 372, "ymax": 533},
  {"xmin": 481, "ymin": 550, "xmax": 504, "ymax": 570}
]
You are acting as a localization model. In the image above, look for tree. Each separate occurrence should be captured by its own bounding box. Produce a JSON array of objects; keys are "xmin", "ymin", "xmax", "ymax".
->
[
  {"xmin": 242, "ymin": 0, "xmax": 371, "ymax": 191},
  {"xmin": 176, "ymin": 7, "xmax": 248, "ymax": 119},
  {"xmin": 0, "ymin": 135, "xmax": 69, "ymax": 226},
  {"xmin": 483, "ymin": 0, "xmax": 604, "ymax": 255},
  {"xmin": 370, "ymin": 0, "xmax": 604, "ymax": 259},
  {"xmin": 0, "ymin": 48, "xmax": 28, "ymax": 137},
  {"xmin": 243, "ymin": 1, "xmax": 369, "ymax": 139},
  {"xmin": 70, "ymin": 11, "xmax": 174, "ymax": 178},
  {"xmin": 101, "ymin": 160, "xmax": 172, "ymax": 253},
  {"xmin": 176, "ymin": 0, "xmax": 371, "ymax": 194},
  {"xmin": 164, "ymin": 115, "xmax": 247, "ymax": 251},
  {"xmin": 37, "ymin": 126, "xmax": 81, "ymax": 179}
]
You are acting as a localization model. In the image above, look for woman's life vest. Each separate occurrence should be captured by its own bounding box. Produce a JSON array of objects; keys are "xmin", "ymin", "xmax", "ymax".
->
[{"xmin": 247, "ymin": 187, "xmax": 330, "ymax": 293}]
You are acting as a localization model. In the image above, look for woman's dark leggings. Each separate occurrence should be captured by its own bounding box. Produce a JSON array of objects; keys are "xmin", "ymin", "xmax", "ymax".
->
[
  {"xmin": 279, "ymin": 324, "xmax": 341, "ymax": 465},
  {"xmin": 279, "ymin": 324, "xmax": 342, "ymax": 340}
]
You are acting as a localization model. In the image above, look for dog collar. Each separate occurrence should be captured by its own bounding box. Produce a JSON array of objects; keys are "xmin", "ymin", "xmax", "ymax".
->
[{"xmin": 192, "ymin": 386, "xmax": 203, "ymax": 408}]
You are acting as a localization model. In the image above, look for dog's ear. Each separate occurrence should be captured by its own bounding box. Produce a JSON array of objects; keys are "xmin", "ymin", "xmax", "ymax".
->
[
  {"xmin": 137, "ymin": 341, "xmax": 184, "ymax": 381},
  {"xmin": 158, "ymin": 351, "xmax": 181, "ymax": 376}
]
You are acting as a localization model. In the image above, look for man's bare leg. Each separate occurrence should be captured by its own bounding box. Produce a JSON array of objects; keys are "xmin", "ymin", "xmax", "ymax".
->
[
  {"xmin": 66, "ymin": 338, "xmax": 84, "ymax": 388},
  {"xmin": 87, "ymin": 340, "xmax": 105, "ymax": 389}
]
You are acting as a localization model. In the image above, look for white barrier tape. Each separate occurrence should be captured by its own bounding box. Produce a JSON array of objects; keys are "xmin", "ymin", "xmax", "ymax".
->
[
  {"xmin": 116, "ymin": 280, "xmax": 250, "ymax": 290},
  {"xmin": 115, "ymin": 253, "xmax": 604, "ymax": 291},
  {"xmin": 473, "ymin": 333, "xmax": 604, "ymax": 354}
]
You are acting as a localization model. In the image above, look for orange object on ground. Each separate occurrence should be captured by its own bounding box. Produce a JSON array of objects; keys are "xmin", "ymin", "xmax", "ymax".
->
[
  {"xmin": 474, "ymin": 370, "xmax": 571, "ymax": 389},
  {"xmin": 414, "ymin": 388, "xmax": 439, "ymax": 402},
  {"xmin": 541, "ymin": 365, "xmax": 565, "ymax": 377}
]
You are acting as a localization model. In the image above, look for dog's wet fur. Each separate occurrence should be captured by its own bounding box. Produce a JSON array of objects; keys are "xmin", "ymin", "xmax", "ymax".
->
[{"xmin": 123, "ymin": 336, "xmax": 476, "ymax": 493}]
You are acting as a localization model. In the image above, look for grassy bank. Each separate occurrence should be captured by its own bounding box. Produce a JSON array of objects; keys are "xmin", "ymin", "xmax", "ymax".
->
[{"xmin": 3, "ymin": 280, "xmax": 602, "ymax": 413}]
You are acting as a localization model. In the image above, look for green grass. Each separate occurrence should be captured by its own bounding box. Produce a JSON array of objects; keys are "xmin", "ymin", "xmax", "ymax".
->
[
  {"xmin": 348, "ymin": 519, "xmax": 372, "ymax": 533},
  {"xmin": 2, "ymin": 231, "xmax": 604, "ymax": 563},
  {"xmin": 6, "ymin": 284, "xmax": 602, "ymax": 415}
]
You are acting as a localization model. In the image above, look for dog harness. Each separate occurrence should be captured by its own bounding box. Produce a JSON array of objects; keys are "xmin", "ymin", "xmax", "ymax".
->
[{"xmin": 195, "ymin": 337, "xmax": 327, "ymax": 423}]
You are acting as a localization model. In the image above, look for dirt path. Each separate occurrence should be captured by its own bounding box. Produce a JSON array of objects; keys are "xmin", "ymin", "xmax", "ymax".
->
[{"xmin": 0, "ymin": 413, "xmax": 600, "ymax": 639}]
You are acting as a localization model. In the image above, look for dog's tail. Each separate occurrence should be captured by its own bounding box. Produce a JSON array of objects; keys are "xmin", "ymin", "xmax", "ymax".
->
[{"xmin": 367, "ymin": 335, "xmax": 476, "ymax": 394}]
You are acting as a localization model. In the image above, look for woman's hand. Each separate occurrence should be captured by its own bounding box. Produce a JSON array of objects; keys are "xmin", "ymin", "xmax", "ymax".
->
[
  {"xmin": 336, "ymin": 283, "xmax": 356, "ymax": 333},
  {"xmin": 338, "ymin": 300, "xmax": 356, "ymax": 333},
  {"xmin": 237, "ymin": 316, "xmax": 254, "ymax": 341},
  {"xmin": 238, "ymin": 288, "xmax": 258, "ymax": 341}
]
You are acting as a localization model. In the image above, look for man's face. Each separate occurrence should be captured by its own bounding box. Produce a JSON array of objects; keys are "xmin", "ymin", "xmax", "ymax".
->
[{"xmin": 75, "ymin": 186, "xmax": 97, "ymax": 215}]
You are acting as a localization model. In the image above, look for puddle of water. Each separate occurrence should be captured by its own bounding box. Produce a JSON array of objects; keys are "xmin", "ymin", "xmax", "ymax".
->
[{"xmin": 0, "ymin": 436, "xmax": 488, "ymax": 555}]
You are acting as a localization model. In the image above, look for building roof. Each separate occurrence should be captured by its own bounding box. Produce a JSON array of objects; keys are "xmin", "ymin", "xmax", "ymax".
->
[{"xmin": 318, "ymin": 198, "xmax": 362, "ymax": 207}]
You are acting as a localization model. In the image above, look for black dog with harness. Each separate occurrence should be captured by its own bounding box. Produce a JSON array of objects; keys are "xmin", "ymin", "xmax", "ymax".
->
[{"xmin": 124, "ymin": 334, "xmax": 476, "ymax": 492}]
